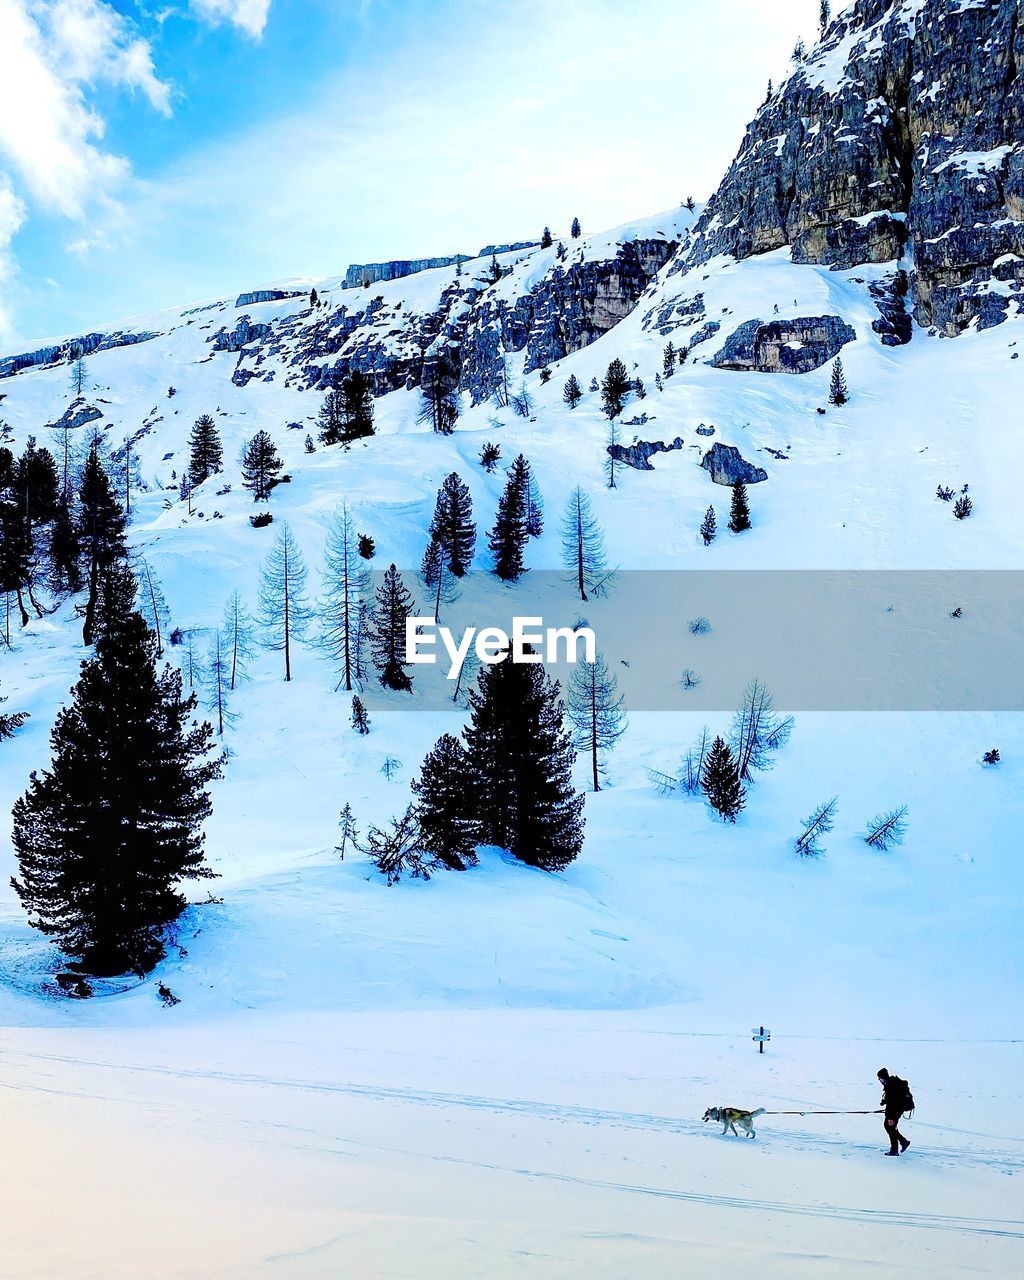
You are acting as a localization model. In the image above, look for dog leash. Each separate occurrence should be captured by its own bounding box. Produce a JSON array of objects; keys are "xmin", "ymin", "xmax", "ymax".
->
[{"xmin": 761, "ymin": 1109, "xmax": 883, "ymax": 1116}]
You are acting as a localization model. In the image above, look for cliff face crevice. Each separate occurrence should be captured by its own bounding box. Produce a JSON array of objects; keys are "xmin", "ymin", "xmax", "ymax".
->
[{"xmin": 681, "ymin": 0, "xmax": 1024, "ymax": 335}]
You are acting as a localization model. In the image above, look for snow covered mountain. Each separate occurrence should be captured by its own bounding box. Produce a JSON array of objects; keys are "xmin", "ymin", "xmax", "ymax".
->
[{"xmin": 1, "ymin": 2, "xmax": 1022, "ymax": 1276}]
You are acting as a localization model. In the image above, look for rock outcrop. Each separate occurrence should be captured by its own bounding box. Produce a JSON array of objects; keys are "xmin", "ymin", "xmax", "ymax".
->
[
  {"xmin": 711, "ymin": 315, "xmax": 856, "ymax": 372},
  {"xmin": 0, "ymin": 330, "xmax": 158, "ymax": 380},
  {"xmin": 235, "ymin": 289, "xmax": 306, "ymax": 307},
  {"xmin": 701, "ymin": 443, "xmax": 768, "ymax": 486},
  {"xmin": 342, "ymin": 257, "xmax": 469, "ymax": 289},
  {"xmin": 607, "ymin": 436, "xmax": 685, "ymax": 471},
  {"xmin": 680, "ymin": 0, "xmax": 1024, "ymax": 335}
]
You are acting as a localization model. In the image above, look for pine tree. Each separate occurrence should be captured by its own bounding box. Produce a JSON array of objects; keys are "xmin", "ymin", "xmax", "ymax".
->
[
  {"xmin": 350, "ymin": 694, "xmax": 370, "ymax": 735},
  {"xmin": 221, "ymin": 590, "xmax": 256, "ymax": 690},
  {"xmin": 662, "ymin": 342, "xmax": 676, "ymax": 378},
  {"xmin": 510, "ymin": 454, "xmax": 543, "ymax": 538},
  {"xmin": 566, "ymin": 652, "xmax": 627, "ymax": 792},
  {"xmin": 0, "ymin": 449, "xmax": 33, "ymax": 629},
  {"xmin": 370, "ymin": 564, "xmax": 416, "ymax": 692},
  {"xmin": 318, "ymin": 389, "xmax": 345, "ymax": 445},
  {"xmin": 601, "ymin": 358, "xmax": 630, "ymax": 419},
  {"xmin": 78, "ymin": 446, "xmax": 127, "ymax": 645},
  {"xmin": 48, "ymin": 497, "xmax": 82, "ymax": 595},
  {"xmin": 428, "ymin": 472, "xmax": 476, "ymax": 576},
  {"xmin": 319, "ymin": 502, "xmax": 371, "ymax": 692},
  {"xmin": 570, "ymin": 216, "xmax": 582, "ymax": 240},
  {"xmin": 563, "ymin": 374, "xmax": 582, "ymax": 409},
  {"xmin": 418, "ymin": 352, "xmax": 460, "ymax": 435},
  {"xmin": 561, "ymin": 487, "xmax": 609, "ymax": 601},
  {"xmin": 728, "ymin": 480, "xmax": 751, "ymax": 533},
  {"xmin": 11, "ymin": 611, "xmax": 221, "ymax": 976},
  {"xmin": 634, "ymin": 377, "xmax": 646, "ymax": 400},
  {"xmin": 309, "ymin": 287, "xmax": 319, "ymax": 307},
  {"xmin": 188, "ymin": 414, "xmax": 223, "ymax": 487},
  {"xmin": 488, "ymin": 468, "xmax": 528, "ymax": 581},
  {"xmin": 241, "ymin": 431, "xmax": 283, "ymax": 501},
  {"xmin": 69, "ymin": 354, "xmax": 88, "ymax": 399},
  {"xmin": 421, "ymin": 536, "xmax": 457, "ymax": 622},
  {"xmin": 700, "ymin": 505, "xmax": 717, "ymax": 545},
  {"xmin": 605, "ymin": 419, "xmax": 620, "ymax": 490},
  {"xmin": 339, "ymin": 368, "xmax": 375, "ymax": 442},
  {"xmin": 137, "ymin": 557, "xmax": 171, "ymax": 656},
  {"xmin": 412, "ymin": 734, "xmax": 479, "ymax": 870},
  {"xmin": 0, "ymin": 682, "xmax": 28, "ymax": 740},
  {"xmin": 92, "ymin": 559, "xmax": 139, "ymax": 649},
  {"xmin": 335, "ymin": 803, "xmax": 358, "ymax": 858},
  {"xmin": 479, "ymin": 441, "xmax": 501, "ymax": 472},
  {"xmin": 304, "ymin": 434, "xmax": 316, "ymax": 453},
  {"xmin": 828, "ymin": 357, "xmax": 848, "ymax": 405},
  {"xmin": 819, "ymin": 0, "xmax": 831, "ymax": 36},
  {"xmin": 257, "ymin": 521, "xmax": 312, "ymax": 681},
  {"xmin": 702, "ymin": 736, "xmax": 745, "ymax": 822},
  {"xmin": 358, "ymin": 533, "xmax": 375, "ymax": 560},
  {"xmin": 540, "ymin": 226, "xmax": 553, "ymax": 249},
  {"xmin": 464, "ymin": 652, "xmax": 584, "ymax": 870},
  {"xmin": 203, "ymin": 629, "xmax": 237, "ymax": 735}
]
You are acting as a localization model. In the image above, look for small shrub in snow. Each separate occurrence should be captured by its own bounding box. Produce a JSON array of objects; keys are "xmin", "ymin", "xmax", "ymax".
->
[
  {"xmin": 700, "ymin": 505, "xmax": 717, "ymax": 545},
  {"xmin": 982, "ymin": 748, "xmax": 1000, "ymax": 766},
  {"xmin": 351, "ymin": 695, "xmax": 370, "ymax": 735},
  {"xmin": 689, "ymin": 615, "xmax": 711, "ymax": 635},
  {"xmin": 936, "ymin": 484, "xmax": 954, "ymax": 502},
  {"xmin": 157, "ymin": 983, "xmax": 180, "ymax": 1008},
  {"xmin": 953, "ymin": 494, "xmax": 973, "ymax": 520},
  {"xmin": 679, "ymin": 669, "xmax": 701, "ymax": 690},
  {"xmin": 380, "ymin": 755, "xmax": 402, "ymax": 780},
  {"xmin": 864, "ymin": 806, "xmax": 908, "ymax": 851},
  {"xmin": 794, "ymin": 797, "xmax": 838, "ymax": 857},
  {"xmin": 249, "ymin": 511, "xmax": 273, "ymax": 528}
]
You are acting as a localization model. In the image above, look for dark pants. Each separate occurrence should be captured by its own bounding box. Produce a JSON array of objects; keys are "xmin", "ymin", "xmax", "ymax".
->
[{"xmin": 885, "ymin": 1109, "xmax": 908, "ymax": 1153}]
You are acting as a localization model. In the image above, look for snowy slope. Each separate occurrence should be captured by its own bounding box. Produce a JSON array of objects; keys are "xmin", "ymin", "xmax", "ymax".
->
[{"xmin": 1, "ymin": 200, "xmax": 1023, "ymax": 1273}]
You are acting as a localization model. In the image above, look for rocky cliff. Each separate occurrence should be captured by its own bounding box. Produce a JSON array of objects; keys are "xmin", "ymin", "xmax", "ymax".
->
[{"xmin": 681, "ymin": 0, "xmax": 1024, "ymax": 336}]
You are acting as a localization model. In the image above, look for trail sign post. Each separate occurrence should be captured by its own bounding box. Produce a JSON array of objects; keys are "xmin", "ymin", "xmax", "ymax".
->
[{"xmin": 752, "ymin": 1026, "xmax": 771, "ymax": 1054}]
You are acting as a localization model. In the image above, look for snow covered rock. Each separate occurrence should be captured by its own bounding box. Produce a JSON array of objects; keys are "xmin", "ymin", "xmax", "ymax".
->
[
  {"xmin": 700, "ymin": 442, "xmax": 768, "ymax": 485},
  {"xmin": 712, "ymin": 316, "xmax": 855, "ymax": 373},
  {"xmin": 607, "ymin": 435, "xmax": 685, "ymax": 471}
]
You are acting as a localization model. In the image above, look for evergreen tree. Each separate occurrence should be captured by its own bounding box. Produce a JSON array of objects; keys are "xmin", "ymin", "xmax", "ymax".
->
[
  {"xmin": 728, "ymin": 480, "xmax": 751, "ymax": 533},
  {"xmin": 561, "ymin": 487, "xmax": 609, "ymax": 602},
  {"xmin": 662, "ymin": 342, "xmax": 676, "ymax": 378},
  {"xmin": 309, "ymin": 287, "xmax": 319, "ymax": 307},
  {"xmin": 700, "ymin": 504, "xmax": 717, "ymax": 545},
  {"xmin": 11, "ymin": 611, "xmax": 220, "ymax": 976},
  {"xmin": 634, "ymin": 377, "xmax": 646, "ymax": 400},
  {"xmin": 77, "ymin": 446, "xmax": 127, "ymax": 645},
  {"xmin": 589, "ymin": 376, "xmax": 599, "ymax": 393},
  {"xmin": 563, "ymin": 374, "xmax": 582, "ymax": 409},
  {"xmin": 464, "ymin": 652, "xmax": 584, "ymax": 870},
  {"xmin": 490, "ymin": 253, "xmax": 502, "ymax": 283},
  {"xmin": 428, "ymin": 472, "xmax": 476, "ymax": 576},
  {"xmin": 319, "ymin": 502, "xmax": 371, "ymax": 692},
  {"xmin": 188, "ymin": 414, "xmax": 223, "ymax": 487},
  {"xmin": 510, "ymin": 454, "xmax": 543, "ymax": 538},
  {"xmin": 605, "ymin": 419, "xmax": 621, "ymax": 490},
  {"xmin": 601, "ymin": 357, "xmax": 630, "ymax": 419},
  {"xmin": 257, "ymin": 521, "xmax": 312, "ymax": 681},
  {"xmin": 370, "ymin": 564, "xmax": 416, "ymax": 692},
  {"xmin": 540, "ymin": 226, "xmax": 553, "ymax": 249},
  {"xmin": 48, "ymin": 497, "xmax": 82, "ymax": 595},
  {"xmin": 241, "ymin": 431, "xmax": 283, "ymax": 501},
  {"xmin": 0, "ymin": 682, "xmax": 28, "ymax": 740},
  {"xmin": 819, "ymin": 0, "xmax": 831, "ymax": 36},
  {"xmin": 701, "ymin": 735, "xmax": 745, "ymax": 822},
  {"xmin": 335, "ymin": 803, "xmax": 358, "ymax": 858},
  {"xmin": 566, "ymin": 652, "xmax": 627, "ymax": 792},
  {"xmin": 358, "ymin": 533, "xmax": 375, "ymax": 559},
  {"xmin": 339, "ymin": 368, "xmax": 375, "ymax": 441},
  {"xmin": 570, "ymin": 216, "xmax": 582, "ymax": 239},
  {"xmin": 92, "ymin": 559, "xmax": 139, "ymax": 649},
  {"xmin": 488, "ymin": 469, "xmax": 528, "ymax": 581},
  {"xmin": 420, "ymin": 535, "xmax": 457, "ymax": 622},
  {"xmin": 318, "ymin": 389, "xmax": 345, "ymax": 445},
  {"xmin": 479, "ymin": 441, "xmax": 501, "ymax": 472},
  {"xmin": 412, "ymin": 733, "xmax": 479, "ymax": 870},
  {"xmin": 0, "ymin": 447, "xmax": 33, "ymax": 628},
  {"xmin": 221, "ymin": 590, "xmax": 256, "ymax": 690},
  {"xmin": 417, "ymin": 351, "xmax": 460, "ymax": 435},
  {"xmin": 304, "ymin": 434, "xmax": 316, "ymax": 453},
  {"xmin": 829, "ymin": 357, "xmax": 848, "ymax": 405},
  {"xmin": 350, "ymin": 694, "xmax": 370, "ymax": 735}
]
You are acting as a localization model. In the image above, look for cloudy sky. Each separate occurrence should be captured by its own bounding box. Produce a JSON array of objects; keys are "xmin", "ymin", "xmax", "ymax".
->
[{"xmin": 0, "ymin": 0, "xmax": 821, "ymax": 347}]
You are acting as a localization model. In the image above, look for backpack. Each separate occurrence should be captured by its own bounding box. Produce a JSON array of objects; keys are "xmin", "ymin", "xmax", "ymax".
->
[{"xmin": 890, "ymin": 1076, "xmax": 914, "ymax": 1113}]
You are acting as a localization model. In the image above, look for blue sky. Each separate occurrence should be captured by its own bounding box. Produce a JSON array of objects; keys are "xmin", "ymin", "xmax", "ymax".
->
[{"xmin": 0, "ymin": 0, "xmax": 819, "ymax": 347}]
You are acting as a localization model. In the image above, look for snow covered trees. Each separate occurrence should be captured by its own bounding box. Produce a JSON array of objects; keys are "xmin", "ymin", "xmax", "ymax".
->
[
  {"xmin": 418, "ymin": 352, "xmax": 460, "ymax": 435},
  {"xmin": 601, "ymin": 357, "xmax": 630, "ymax": 419},
  {"xmin": 829, "ymin": 357, "xmax": 849, "ymax": 405},
  {"xmin": 11, "ymin": 607, "xmax": 220, "ymax": 978},
  {"xmin": 728, "ymin": 481, "xmax": 751, "ymax": 533},
  {"xmin": 241, "ymin": 431, "xmax": 283, "ymax": 502},
  {"xmin": 700, "ymin": 505, "xmax": 717, "ymax": 545},
  {"xmin": 563, "ymin": 374, "xmax": 582, "ymax": 409},
  {"xmin": 662, "ymin": 342, "xmax": 676, "ymax": 379},
  {"xmin": 221, "ymin": 590, "xmax": 256, "ymax": 689},
  {"xmin": 188, "ymin": 414, "xmax": 223, "ymax": 487},
  {"xmin": 339, "ymin": 369, "xmax": 375, "ymax": 442},
  {"xmin": 561, "ymin": 487, "xmax": 608, "ymax": 601},
  {"xmin": 412, "ymin": 734, "xmax": 479, "ymax": 870},
  {"xmin": 489, "ymin": 468, "xmax": 529, "ymax": 582},
  {"xmin": 464, "ymin": 652, "xmax": 584, "ymax": 870},
  {"xmin": 541, "ymin": 226, "xmax": 553, "ymax": 248},
  {"xmin": 730, "ymin": 678, "xmax": 792, "ymax": 780},
  {"xmin": 351, "ymin": 694, "xmax": 370, "ymax": 734},
  {"xmin": 370, "ymin": 564, "xmax": 416, "ymax": 691},
  {"xmin": 571, "ymin": 216, "xmax": 582, "ymax": 239},
  {"xmin": 257, "ymin": 522, "xmax": 312, "ymax": 681},
  {"xmin": 702, "ymin": 736, "xmax": 745, "ymax": 822},
  {"xmin": 864, "ymin": 806, "xmax": 908, "ymax": 851},
  {"xmin": 428, "ymin": 473, "xmax": 476, "ymax": 577},
  {"xmin": 566, "ymin": 652, "xmax": 627, "ymax": 791},
  {"xmin": 319, "ymin": 503, "xmax": 370, "ymax": 692},
  {"xmin": 794, "ymin": 797, "xmax": 837, "ymax": 857}
]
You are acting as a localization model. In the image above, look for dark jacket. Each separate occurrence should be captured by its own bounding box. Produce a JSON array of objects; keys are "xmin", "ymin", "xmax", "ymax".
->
[{"xmin": 881, "ymin": 1075, "xmax": 913, "ymax": 1115}]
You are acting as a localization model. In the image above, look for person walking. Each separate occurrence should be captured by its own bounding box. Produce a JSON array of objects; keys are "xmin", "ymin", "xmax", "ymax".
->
[{"xmin": 877, "ymin": 1067, "xmax": 913, "ymax": 1155}]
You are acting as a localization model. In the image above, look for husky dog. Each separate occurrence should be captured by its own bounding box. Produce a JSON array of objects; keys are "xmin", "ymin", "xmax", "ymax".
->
[{"xmin": 703, "ymin": 1106, "xmax": 766, "ymax": 1138}]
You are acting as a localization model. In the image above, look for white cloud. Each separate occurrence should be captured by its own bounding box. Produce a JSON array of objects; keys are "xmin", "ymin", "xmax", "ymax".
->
[
  {"xmin": 0, "ymin": 176, "xmax": 27, "ymax": 342},
  {"xmin": 189, "ymin": 0, "xmax": 271, "ymax": 39}
]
